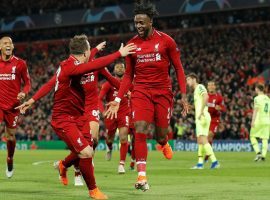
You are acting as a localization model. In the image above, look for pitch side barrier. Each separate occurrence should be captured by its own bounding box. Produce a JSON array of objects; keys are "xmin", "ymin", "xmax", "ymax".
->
[{"xmin": 0, "ymin": 140, "xmax": 269, "ymax": 152}]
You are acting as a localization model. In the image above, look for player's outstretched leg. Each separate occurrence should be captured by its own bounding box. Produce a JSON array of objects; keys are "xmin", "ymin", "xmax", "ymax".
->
[
  {"xmin": 204, "ymin": 143, "xmax": 220, "ymax": 169},
  {"xmin": 6, "ymin": 128, "xmax": 16, "ymax": 178},
  {"xmin": 54, "ymin": 160, "xmax": 69, "ymax": 185},
  {"xmin": 134, "ymin": 131, "xmax": 149, "ymax": 191},
  {"xmin": 250, "ymin": 137, "xmax": 262, "ymax": 161},
  {"xmin": 105, "ymin": 129, "xmax": 115, "ymax": 161},
  {"xmin": 191, "ymin": 144, "xmax": 204, "ymax": 169},
  {"xmin": 118, "ymin": 127, "xmax": 129, "ymax": 174},
  {"xmin": 261, "ymin": 138, "xmax": 268, "ymax": 161},
  {"xmin": 74, "ymin": 159, "xmax": 84, "ymax": 186},
  {"xmin": 156, "ymin": 128, "xmax": 173, "ymax": 160}
]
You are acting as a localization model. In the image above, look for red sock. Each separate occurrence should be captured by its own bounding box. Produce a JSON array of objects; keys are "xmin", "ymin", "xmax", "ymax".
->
[
  {"xmin": 7, "ymin": 140, "xmax": 16, "ymax": 161},
  {"xmin": 106, "ymin": 141, "xmax": 113, "ymax": 151},
  {"xmin": 62, "ymin": 152, "xmax": 79, "ymax": 168},
  {"xmin": 120, "ymin": 142, "xmax": 128, "ymax": 165},
  {"xmin": 158, "ymin": 135, "xmax": 168, "ymax": 146},
  {"xmin": 135, "ymin": 133, "xmax": 147, "ymax": 176},
  {"xmin": 79, "ymin": 158, "xmax": 96, "ymax": 190}
]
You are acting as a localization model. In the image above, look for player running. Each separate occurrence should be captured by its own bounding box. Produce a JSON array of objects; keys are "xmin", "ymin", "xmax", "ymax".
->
[
  {"xmin": 55, "ymin": 41, "xmax": 122, "ymax": 186},
  {"xmin": 205, "ymin": 81, "xmax": 226, "ymax": 161},
  {"xmin": 0, "ymin": 36, "xmax": 31, "ymax": 178},
  {"xmin": 250, "ymin": 84, "xmax": 270, "ymax": 161},
  {"xmin": 186, "ymin": 73, "xmax": 220, "ymax": 170},
  {"xmin": 105, "ymin": 2, "xmax": 188, "ymax": 191},
  {"xmin": 99, "ymin": 60, "xmax": 132, "ymax": 174},
  {"xmin": 16, "ymin": 34, "xmax": 135, "ymax": 199}
]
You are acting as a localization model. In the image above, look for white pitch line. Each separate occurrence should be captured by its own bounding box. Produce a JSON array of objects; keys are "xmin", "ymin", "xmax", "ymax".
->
[{"xmin": 32, "ymin": 160, "xmax": 54, "ymax": 166}]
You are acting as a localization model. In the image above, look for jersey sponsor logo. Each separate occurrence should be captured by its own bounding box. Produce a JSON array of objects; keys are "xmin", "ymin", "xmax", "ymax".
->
[
  {"xmin": 0, "ymin": 65, "xmax": 17, "ymax": 80},
  {"xmin": 80, "ymin": 73, "xmax": 95, "ymax": 84},
  {"xmin": 136, "ymin": 53, "xmax": 162, "ymax": 63}
]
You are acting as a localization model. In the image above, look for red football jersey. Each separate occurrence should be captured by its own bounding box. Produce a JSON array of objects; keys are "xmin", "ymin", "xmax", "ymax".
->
[
  {"xmin": 81, "ymin": 68, "xmax": 120, "ymax": 114},
  {"xmin": 117, "ymin": 29, "xmax": 186, "ymax": 99},
  {"xmin": 207, "ymin": 93, "xmax": 226, "ymax": 123},
  {"xmin": 32, "ymin": 51, "xmax": 121, "ymax": 119},
  {"xmin": 99, "ymin": 79, "xmax": 130, "ymax": 114},
  {"xmin": 0, "ymin": 55, "xmax": 31, "ymax": 110}
]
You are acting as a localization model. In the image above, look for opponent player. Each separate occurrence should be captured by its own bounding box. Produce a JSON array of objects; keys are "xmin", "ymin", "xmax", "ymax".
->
[
  {"xmin": 99, "ymin": 61, "xmax": 131, "ymax": 174},
  {"xmin": 205, "ymin": 81, "xmax": 226, "ymax": 161},
  {"xmin": 0, "ymin": 36, "xmax": 31, "ymax": 178},
  {"xmin": 250, "ymin": 84, "xmax": 270, "ymax": 161},
  {"xmin": 105, "ymin": 2, "xmax": 188, "ymax": 191},
  {"xmin": 186, "ymin": 73, "xmax": 219, "ymax": 169},
  {"xmin": 16, "ymin": 34, "xmax": 135, "ymax": 199}
]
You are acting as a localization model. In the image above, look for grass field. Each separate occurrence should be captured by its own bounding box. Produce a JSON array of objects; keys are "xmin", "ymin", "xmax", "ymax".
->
[{"xmin": 0, "ymin": 150, "xmax": 270, "ymax": 200}]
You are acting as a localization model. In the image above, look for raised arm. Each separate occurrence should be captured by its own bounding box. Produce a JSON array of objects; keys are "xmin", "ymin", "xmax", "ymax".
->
[
  {"xmin": 100, "ymin": 68, "xmax": 120, "ymax": 89},
  {"xmin": 98, "ymin": 82, "xmax": 111, "ymax": 113},
  {"xmin": 69, "ymin": 43, "xmax": 136, "ymax": 76}
]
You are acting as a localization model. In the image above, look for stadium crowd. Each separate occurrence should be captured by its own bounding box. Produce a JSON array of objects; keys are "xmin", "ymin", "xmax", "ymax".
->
[
  {"xmin": 1, "ymin": 22, "xmax": 269, "ymax": 142},
  {"xmin": 0, "ymin": 0, "xmax": 134, "ymax": 17}
]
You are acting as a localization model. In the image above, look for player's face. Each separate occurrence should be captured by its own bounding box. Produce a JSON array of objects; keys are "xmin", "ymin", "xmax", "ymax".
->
[
  {"xmin": 0, "ymin": 37, "xmax": 14, "ymax": 56},
  {"xmin": 134, "ymin": 14, "xmax": 152, "ymax": 38},
  {"xmin": 186, "ymin": 77, "xmax": 195, "ymax": 88},
  {"xmin": 114, "ymin": 63, "xmax": 125, "ymax": 77},
  {"xmin": 207, "ymin": 82, "xmax": 216, "ymax": 93}
]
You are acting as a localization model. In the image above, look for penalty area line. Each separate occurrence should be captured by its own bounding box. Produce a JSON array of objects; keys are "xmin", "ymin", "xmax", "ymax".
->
[{"xmin": 32, "ymin": 160, "xmax": 54, "ymax": 166}]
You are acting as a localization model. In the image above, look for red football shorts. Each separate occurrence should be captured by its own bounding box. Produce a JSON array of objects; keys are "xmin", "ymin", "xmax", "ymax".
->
[
  {"xmin": 0, "ymin": 108, "xmax": 20, "ymax": 128},
  {"xmin": 131, "ymin": 88, "xmax": 173, "ymax": 128},
  {"xmin": 84, "ymin": 108, "xmax": 100, "ymax": 123},
  {"xmin": 105, "ymin": 112, "xmax": 130, "ymax": 134},
  {"xmin": 51, "ymin": 115, "xmax": 91, "ymax": 153},
  {"xmin": 209, "ymin": 121, "xmax": 219, "ymax": 134}
]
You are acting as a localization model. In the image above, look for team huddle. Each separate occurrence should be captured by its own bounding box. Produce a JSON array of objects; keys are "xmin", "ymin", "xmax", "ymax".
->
[{"xmin": 0, "ymin": 2, "xmax": 269, "ymax": 200}]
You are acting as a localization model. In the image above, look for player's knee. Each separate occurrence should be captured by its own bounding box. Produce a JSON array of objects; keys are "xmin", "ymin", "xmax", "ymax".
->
[
  {"xmin": 79, "ymin": 146, "xmax": 94, "ymax": 158},
  {"xmin": 135, "ymin": 122, "xmax": 148, "ymax": 133},
  {"xmin": 120, "ymin": 135, "xmax": 128, "ymax": 143}
]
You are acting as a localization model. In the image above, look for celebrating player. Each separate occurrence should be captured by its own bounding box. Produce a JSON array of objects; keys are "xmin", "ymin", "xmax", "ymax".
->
[
  {"xmin": 99, "ymin": 60, "xmax": 132, "ymax": 174},
  {"xmin": 16, "ymin": 34, "xmax": 136, "ymax": 199},
  {"xmin": 186, "ymin": 73, "xmax": 219, "ymax": 169},
  {"xmin": 105, "ymin": 2, "xmax": 188, "ymax": 191},
  {"xmin": 0, "ymin": 36, "xmax": 31, "ymax": 178},
  {"xmin": 205, "ymin": 81, "xmax": 226, "ymax": 161},
  {"xmin": 250, "ymin": 84, "xmax": 270, "ymax": 161}
]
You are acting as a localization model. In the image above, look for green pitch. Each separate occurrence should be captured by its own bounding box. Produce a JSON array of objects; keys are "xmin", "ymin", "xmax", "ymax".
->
[{"xmin": 0, "ymin": 151, "xmax": 270, "ymax": 200}]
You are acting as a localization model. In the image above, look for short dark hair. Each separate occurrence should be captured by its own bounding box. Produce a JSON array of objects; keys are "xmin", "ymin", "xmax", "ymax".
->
[
  {"xmin": 256, "ymin": 84, "xmax": 265, "ymax": 92},
  {"xmin": 186, "ymin": 73, "xmax": 199, "ymax": 82},
  {"xmin": 69, "ymin": 34, "xmax": 89, "ymax": 55},
  {"xmin": 208, "ymin": 80, "xmax": 216, "ymax": 85},
  {"xmin": 134, "ymin": 1, "xmax": 159, "ymax": 19}
]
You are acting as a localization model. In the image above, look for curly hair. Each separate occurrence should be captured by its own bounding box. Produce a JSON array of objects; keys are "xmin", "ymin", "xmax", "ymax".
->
[{"xmin": 134, "ymin": 0, "xmax": 159, "ymax": 19}]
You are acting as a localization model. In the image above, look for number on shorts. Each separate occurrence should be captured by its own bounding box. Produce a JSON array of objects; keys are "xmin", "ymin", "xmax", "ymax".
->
[{"xmin": 264, "ymin": 103, "xmax": 269, "ymax": 113}]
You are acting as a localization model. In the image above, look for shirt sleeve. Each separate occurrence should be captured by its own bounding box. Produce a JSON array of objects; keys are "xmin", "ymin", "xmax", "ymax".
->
[
  {"xmin": 117, "ymin": 55, "xmax": 134, "ymax": 99},
  {"xmin": 32, "ymin": 75, "xmax": 56, "ymax": 101},
  {"xmin": 254, "ymin": 97, "xmax": 259, "ymax": 109},
  {"xmin": 100, "ymin": 68, "xmax": 120, "ymax": 89},
  {"xmin": 89, "ymin": 48, "xmax": 98, "ymax": 60},
  {"xmin": 167, "ymin": 37, "xmax": 186, "ymax": 94},
  {"xmin": 98, "ymin": 82, "xmax": 111, "ymax": 113},
  {"xmin": 198, "ymin": 85, "xmax": 207, "ymax": 96},
  {"xmin": 68, "ymin": 51, "xmax": 121, "ymax": 76},
  {"xmin": 218, "ymin": 95, "xmax": 226, "ymax": 112},
  {"xmin": 20, "ymin": 60, "xmax": 31, "ymax": 94}
]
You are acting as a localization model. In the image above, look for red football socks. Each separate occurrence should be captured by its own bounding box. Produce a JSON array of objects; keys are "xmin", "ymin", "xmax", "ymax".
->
[
  {"xmin": 7, "ymin": 139, "xmax": 16, "ymax": 160},
  {"xmin": 62, "ymin": 152, "xmax": 79, "ymax": 168},
  {"xmin": 120, "ymin": 142, "xmax": 128, "ymax": 164},
  {"xmin": 135, "ymin": 133, "xmax": 147, "ymax": 175},
  {"xmin": 79, "ymin": 158, "xmax": 96, "ymax": 190}
]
